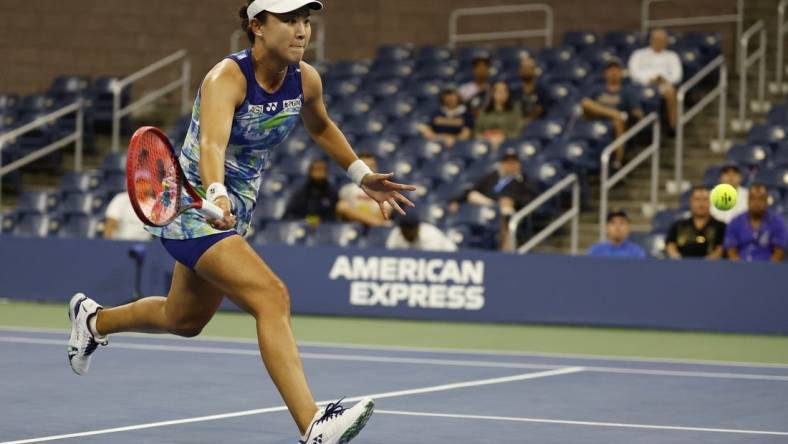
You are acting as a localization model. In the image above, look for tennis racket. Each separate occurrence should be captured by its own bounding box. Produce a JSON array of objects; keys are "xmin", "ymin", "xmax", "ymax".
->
[{"xmin": 126, "ymin": 126, "xmax": 224, "ymax": 227}]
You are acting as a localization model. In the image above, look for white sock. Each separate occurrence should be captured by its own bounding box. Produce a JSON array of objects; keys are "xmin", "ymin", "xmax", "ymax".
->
[{"xmin": 88, "ymin": 311, "xmax": 104, "ymax": 339}]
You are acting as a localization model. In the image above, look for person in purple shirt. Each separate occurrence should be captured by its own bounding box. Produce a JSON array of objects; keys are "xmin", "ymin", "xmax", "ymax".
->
[
  {"xmin": 588, "ymin": 210, "xmax": 647, "ymax": 258},
  {"xmin": 724, "ymin": 183, "xmax": 787, "ymax": 263}
]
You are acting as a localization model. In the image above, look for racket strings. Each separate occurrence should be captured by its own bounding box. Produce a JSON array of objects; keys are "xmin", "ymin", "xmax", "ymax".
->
[{"xmin": 129, "ymin": 131, "xmax": 182, "ymax": 225}]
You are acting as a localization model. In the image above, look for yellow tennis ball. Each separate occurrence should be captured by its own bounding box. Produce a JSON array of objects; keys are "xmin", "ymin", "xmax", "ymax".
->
[{"xmin": 710, "ymin": 184, "xmax": 737, "ymax": 211}]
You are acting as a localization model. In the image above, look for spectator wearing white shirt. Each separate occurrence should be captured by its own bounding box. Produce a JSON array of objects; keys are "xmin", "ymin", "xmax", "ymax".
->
[
  {"xmin": 104, "ymin": 190, "xmax": 152, "ymax": 241},
  {"xmin": 628, "ymin": 28, "xmax": 682, "ymax": 131},
  {"xmin": 710, "ymin": 164, "xmax": 749, "ymax": 224},
  {"xmin": 386, "ymin": 211, "xmax": 457, "ymax": 252}
]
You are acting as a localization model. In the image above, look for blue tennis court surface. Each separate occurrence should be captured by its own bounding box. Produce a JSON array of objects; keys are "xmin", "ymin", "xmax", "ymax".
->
[{"xmin": 1, "ymin": 327, "xmax": 787, "ymax": 443}]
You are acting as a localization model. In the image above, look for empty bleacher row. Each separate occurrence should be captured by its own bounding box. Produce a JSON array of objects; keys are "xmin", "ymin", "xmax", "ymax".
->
[{"xmin": 2, "ymin": 30, "xmax": 726, "ymax": 251}]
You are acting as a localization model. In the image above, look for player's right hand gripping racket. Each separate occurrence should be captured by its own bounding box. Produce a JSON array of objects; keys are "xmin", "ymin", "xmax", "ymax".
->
[{"xmin": 126, "ymin": 126, "xmax": 225, "ymax": 227}]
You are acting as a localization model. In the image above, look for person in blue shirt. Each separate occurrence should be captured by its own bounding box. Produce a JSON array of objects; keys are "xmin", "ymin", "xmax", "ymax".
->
[
  {"xmin": 419, "ymin": 86, "xmax": 474, "ymax": 148},
  {"xmin": 588, "ymin": 210, "xmax": 647, "ymax": 258},
  {"xmin": 724, "ymin": 183, "xmax": 787, "ymax": 262},
  {"xmin": 581, "ymin": 58, "xmax": 643, "ymax": 170}
]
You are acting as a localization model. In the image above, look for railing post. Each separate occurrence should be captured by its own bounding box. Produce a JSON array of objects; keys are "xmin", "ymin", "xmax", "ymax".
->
[
  {"xmin": 181, "ymin": 58, "xmax": 192, "ymax": 115},
  {"xmin": 756, "ymin": 28, "xmax": 767, "ymax": 111},
  {"xmin": 651, "ymin": 119, "xmax": 660, "ymax": 213},
  {"xmin": 75, "ymin": 102, "xmax": 83, "ymax": 172},
  {"xmin": 716, "ymin": 63, "xmax": 728, "ymax": 151},
  {"xmin": 599, "ymin": 158, "xmax": 609, "ymax": 242},
  {"xmin": 674, "ymin": 92, "xmax": 684, "ymax": 192},
  {"xmin": 571, "ymin": 180, "xmax": 579, "ymax": 255},
  {"xmin": 112, "ymin": 80, "xmax": 121, "ymax": 153}
]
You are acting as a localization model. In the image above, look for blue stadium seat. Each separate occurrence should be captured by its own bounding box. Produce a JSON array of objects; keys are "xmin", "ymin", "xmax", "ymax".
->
[
  {"xmin": 603, "ymin": 31, "xmax": 641, "ymax": 53},
  {"xmin": 767, "ymin": 105, "xmax": 788, "ymax": 125},
  {"xmin": 362, "ymin": 226, "xmax": 393, "ymax": 248},
  {"xmin": 356, "ymin": 135, "xmax": 399, "ymax": 158},
  {"xmin": 546, "ymin": 62, "xmax": 589, "ymax": 87},
  {"xmin": 676, "ymin": 46, "xmax": 702, "ymax": 80},
  {"xmin": 11, "ymin": 213, "xmax": 59, "ymax": 238},
  {"xmin": 577, "ymin": 46, "xmax": 619, "ymax": 71},
  {"xmin": 98, "ymin": 175, "xmax": 127, "ymax": 199},
  {"xmin": 60, "ymin": 171, "xmax": 102, "ymax": 197},
  {"xmin": 278, "ymin": 132, "xmax": 312, "ymax": 157},
  {"xmin": 344, "ymin": 114, "xmax": 388, "ymax": 138},
  {"xmin": 416, "ymin": 46, "xmax": 453, "ymax": 63},
  {"xmin": 748, "ymin": 124, "xmax": 787, "ymax": 148},
  {"xmin": 100, "ymin": 152, "xmax": 126, "ymax": 177},
  {"xmin": 412, "ymin": 63, "xmax": 458, "ymax": 81},
  {"xmin": 429, "ymin": 181, "xmax": 468, "ymax": 203},
  {"xmin": 418, "ymin": 201, "xmax": 451, "ymax": 226},
  {"xmin": 444, "ymin": 224, "xmax": 475, "ymax": 249},
  {"xmin": 420, "ymin": 158, "xmax": 464, "ymax": 184},
  {"xmin": 258, "ymin": 172, "xmax": 292, "ymax": 198},
  {"xmin": 59, "ymin": 192, "xmax": 106, "ymax": 217},
  {"xmin": 524, "ymin": 158, "xmax": 568, "ymax": 189},
  {"xmin": 49, "ymin": 75, "xmax": 91, "ymax": 101},
  {"xmin": 463, "ymin": 157, "xmax": 497, "ymax": 182},
  {"xmin": 570, "ymin": 120, "xmax": 613, "ymax": 150},
  {"xmin": 635, "ymin": 84, "xmax": 661, "ymax": 114},
  {"xmin": 399, "ymin": 137, "xmax": 444, "ymax": 163},
  {"xmin": 19, "ymin": 94, "xmax": 56, "ymax": 116},
  {"xmin": 755, "ymin": 167, "xmax": 788, "ymax": 192},
  {"xmin": 544, "ymin": 140, "xmax": 597, "ymax": 171},
  {"xmin": 367, "ymin": 61, "xmax": 414, "ymax": 80},
  {"xmin": 445, "ymin": 203, "xmax": 499, "ymax": 228},
  {"xmin": 322, "ymin": 77, "xmax": 362, "ymax": 99},
  {"xmin": 772, "ymin": 147, "xmax": 788, "ymax": 167},
  {"xmin": 701, "ymin": 165, "xmax": 723, "ymax": 187},
  {"xmin": 382, "ymin": 116, "xmax": 424, "ymax": 139},
  {"xmin": 629, "ymin": 232, "xmax": 666, "ymax": 258},
  {"xmin": 494, "ymin": 46, "xmax": 534, "ymax": 65},
  {"xmin": 725, "ymin": 143, "xmax": 772, "ymax": 169},
  {"xmin": 404, "ymin": 79, "xmax": 444, "ymax": 103},
  {"xmin": 254, "ymin": 196, "xmax": 288, "ymax": 226},
  {"xmin": 651, "ymin": 209, "xmax": 685, "ymax": 234},
  {"xmin": 375, "ymin": 44, "xmax": 415, "ymax": 62},
  {"xmin": 499, "ymin": 138, "xmax": 543, "ymax": 163},
  {"xmin": 541, "ymin": 82, "xmax": 578, "ymax": 108},
  {"xmin": 523, "ymin": 119, "xmax": 565, "ymax": 144},
  {"xmin": 310, "ymin": 223, "xmax": 364, "ymax": 247},
  {"xmin": 359, "ymin": 78, "xmax": 403, "ymax": 99},
  {"xmin": 332, "ymin": 94, "xmax": 375, "ymax": 119},
  {"xmin": 450, "ymin": 140, "xmax": 492, "ymax": 166},
  {"xmin": 57, "ymin": 214, "xmax": 103, "ymax": 239},
  {"xmin": 680, "ymin": 32, "xmax": 721, "ymax": 64},
  {"xmin": 376, "ymin": 96, "xmax": 417, "ymax": 119},
  {"xmin": 16, "ymin": 191, "xmax": 59, "ymax": 214},
  {"xmin": 377, "ymin": 155, "xmax": 417, "ymax": 180},
  {"xmin": 457, "ymin": 47, "xmax": 493, "ymax": 64},
  {"xmin": 563, "ymin": 31, "xmax": 599, "ymax": 52},
  {"xmin": 324, "ymin": 61, "xmax": 370, "ymax": 80},
  {"xmin": 253, "ymin": 221, "xmax": 310, "ymax": 246},
  {"xmin": 278, "ymin": 154, "xmax": 317, "ymax": 179}
]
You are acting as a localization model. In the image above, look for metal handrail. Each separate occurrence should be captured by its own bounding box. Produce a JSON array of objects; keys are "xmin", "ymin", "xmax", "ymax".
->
[
  {"xmin": 448, "ymin": 4, "xmax": 553, "ymax": 49},
  {"xmin": 0, "ymin": 100, "xmax": 84, "ymax": 209},
  {"xmin": 231, "ymin": 16, "xmax": 326, "ymax": 61},
  {"xmin": 599, "ymin": 113, "xmax": 661, "ymax": 241},
  {"xmin": 771, "ymin": 0, "xmax": 788, "ymax": 95},
  {"xmin": 641, "ymin": 0, "xmax": 743, "ymax": 64},
  {"xmin": 732, "ymin": 21, "xmax": 768, "ymax": 133},
  {"xmin": 668, "ymin": 56, "xmax": 728, "ymax": 193},
  {"xmin": 111, "ymin": 50, "xmax": 192, "ymax": 152},
  {"xmin": 507, "ymin": 173, "xmax": 579, "ymax": 254}
]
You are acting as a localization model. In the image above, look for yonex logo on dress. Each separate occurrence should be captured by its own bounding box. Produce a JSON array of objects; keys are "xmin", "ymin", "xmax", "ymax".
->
[{"xmin": 265, "ymin": 102, "xmax": 278, "ymax": 112}]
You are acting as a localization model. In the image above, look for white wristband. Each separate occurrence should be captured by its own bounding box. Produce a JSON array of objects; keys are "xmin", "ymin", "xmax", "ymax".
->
[
  {"xmin": 206, "ymin": 182, "xmax": 229, "ymax": 204},
  {"xmin": 347, "ymin": 159, "xmax": 373, "ymax": 187}
]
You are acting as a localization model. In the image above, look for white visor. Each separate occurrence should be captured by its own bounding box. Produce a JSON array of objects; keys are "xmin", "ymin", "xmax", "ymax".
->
[{"xmin": 247, "ymin": 0, "xmax": 323, "ymax": 19}]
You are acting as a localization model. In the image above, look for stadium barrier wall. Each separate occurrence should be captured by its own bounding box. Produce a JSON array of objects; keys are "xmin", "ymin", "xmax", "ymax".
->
[{"xmin": 0, "ymin": 237, "xmax": 786, "ymax": 335}]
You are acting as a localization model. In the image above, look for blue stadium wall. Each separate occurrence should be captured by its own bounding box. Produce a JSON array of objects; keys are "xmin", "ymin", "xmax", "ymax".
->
[{"xmin": 0, "ymin": 237, "xmax": 786, "ymax": 335}]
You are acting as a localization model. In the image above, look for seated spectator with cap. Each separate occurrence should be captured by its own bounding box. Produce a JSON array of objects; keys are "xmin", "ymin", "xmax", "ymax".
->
[
  {"xmin": 458, "ymin": 57, "xmax": 492, "ymax": 116},
  {"xmin": 581, "ymin": 58, "xmax": 644, "ymax": 170},
  {"xmin": 724, "ymin": 183, "xmax": 787, "ymax": 263},
  {"xmin": 588, "ymin": 210, "xmax": 647, "ymax": 258},
  {"xmin": 516, "ymin": 55, "xmax": 545, "ymax": 124},
  {"xmin": 386, "ymin": 211, "xmax": 457, "ymax": 252},
  {"xmin": 666, "ymin": 186, "xmax": 726, "ymax": 260},
  {"xmin": 628, "ymin": 28, "xmax": 682, "ymax": 132},
  {"xmin": 418, "ymin": 86, "xmax": 473, "ymax": 148},
  {"xmin": 475, "ymin": 81, "xmax": 523, "ymax": 149},
  {"xmin": 283, "ymin": 158, "xmax": 338, "ymax": 226},
  {"xmin": 337, "ymin": 153, "xmax": 390, "ymax": 227},
  {"xmin": 711, "ymin": 164, "xmax": 749, "ymax": 224}
]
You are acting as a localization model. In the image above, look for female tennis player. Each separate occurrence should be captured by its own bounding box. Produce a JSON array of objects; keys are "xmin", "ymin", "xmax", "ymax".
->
[{"xmin": 67, "ymin": 1, "xmax": 415, "ymax": 442}]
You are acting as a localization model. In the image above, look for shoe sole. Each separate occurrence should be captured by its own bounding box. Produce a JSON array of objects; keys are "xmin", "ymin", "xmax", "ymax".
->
[{"xmin": 339, "ymin": 399, "xmax": 375, "ymax": 444}]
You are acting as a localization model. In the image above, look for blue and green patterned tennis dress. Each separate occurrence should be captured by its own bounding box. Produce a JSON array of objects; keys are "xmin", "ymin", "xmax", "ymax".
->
[{"xmin": 146, "ymin": 49, "xmax": 304, "ymax": 239}]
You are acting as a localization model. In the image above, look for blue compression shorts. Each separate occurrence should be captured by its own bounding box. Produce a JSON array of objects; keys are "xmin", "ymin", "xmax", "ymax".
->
[{"xmin": 159, "ymin": 231, "xmax": 238, "ymax": 270}]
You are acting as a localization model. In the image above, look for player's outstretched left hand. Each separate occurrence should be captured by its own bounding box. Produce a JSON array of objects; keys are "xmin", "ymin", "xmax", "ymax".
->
[{"xmin": 360, "ymin": 172, "xmax": 416, "ymax": 220}]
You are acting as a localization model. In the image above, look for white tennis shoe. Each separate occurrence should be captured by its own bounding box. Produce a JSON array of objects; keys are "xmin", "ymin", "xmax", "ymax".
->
[
  {"xmin": 299, "ymin": 397, "xmax": 375, "ymax": 444},
  {"xmin": 67, "ymin": 293, "xmax": 107, "ymax": 375}
]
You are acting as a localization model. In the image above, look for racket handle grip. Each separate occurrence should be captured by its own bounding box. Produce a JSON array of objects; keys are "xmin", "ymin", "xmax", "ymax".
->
[{"xmin": 199, "ymin": 200, "xmax": 225, "ymax": 220}]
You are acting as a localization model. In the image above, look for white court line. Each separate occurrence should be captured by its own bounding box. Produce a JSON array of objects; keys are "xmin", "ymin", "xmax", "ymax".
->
[
  {"xmin": 0, "ymin": 367, "xmax": 584, "ymax": 444},
  {"xmin": 3, "ymin": 336, "xmax": 788, "ymax": 381},
  {"xmin": 376, "ymin": 410, "xmax": 788, "ymax": 437},
  {"xmin": 2, "ymin": 324, "xmax": 787, "ymax": 370}
]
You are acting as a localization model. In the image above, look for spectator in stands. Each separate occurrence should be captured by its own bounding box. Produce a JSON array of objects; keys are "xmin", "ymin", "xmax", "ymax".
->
[
  {"xmin": 516, "ymin": 55, "xmax": 545, "ymax": 123},
  {"xmin": 475, "ymin": 81, "xmax": 523, "ymax": 149},
  {"xmin": 581, "ymin": 58, "xmax": 643, "ymax": 170},
  {"xmin": 461, "ymin": 148, "xmax": 536, "ymax": 250},
  {"xmin": 337, "ymin": 152, "xmax": 390, "ymax": 227},
  {"xmin": 588, "ymin": 210, "xmax": 647, "ymax": 258},
  {"xmin": 666, "ymin": 186, "xmax": 726, "ymax": 260},
  {"xmin": 104, "ymin": 188, "xmax": 152, "ymax": 242},
  {"xmin": 724, "ymin": 183, "xmax": 787, "ymax": 262},
  {"xmin": 283, "ymin": 158, "xmax": 338, "ymax": 226},
  {"xmin": 628, "ymin": 28, "xmax": 682, "ymax": 131},
  {"xmin": 419, "ymin": 86, "xmax": 473, "ymax": 148},
  {"xmin": 458, "ymin": 57, "xmax": 492, "ymax": 115},
  {"xmin": 711, "ymin": 164, "xmax": 749, "ymax": 224},
  {"xmin": 386, "ymin": 211, "xmax": 457, "ymax": 252}
]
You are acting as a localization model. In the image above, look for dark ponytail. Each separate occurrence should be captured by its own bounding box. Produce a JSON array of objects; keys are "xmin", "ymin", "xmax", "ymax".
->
[{"xmin": 238, "ymin": 1, "xmax": 267, "ymax": 45}]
